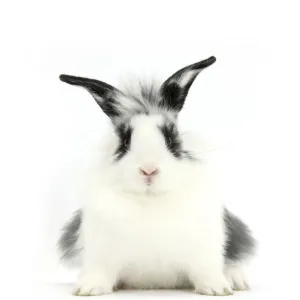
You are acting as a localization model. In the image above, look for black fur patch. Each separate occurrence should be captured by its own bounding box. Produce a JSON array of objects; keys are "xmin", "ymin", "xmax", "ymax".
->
[
  {"xmin": 159, "ymin": 123, "xmax": 182, "ymax": 158},
  {"xmin": 114, "ymin": 123, "xmax": 133, "ymax": 160},
  {"xmin": 224, "ymin": 208, "xmax": 256, "ymax": 261},
  {"xmin": 101, "ymin": 96, "xmax": 121, "ymax": 118},
  {"xmin": 58, "ymin": 210, "xmax": 82, "ymax": 260},
  {"xmin": 160, "ymin": 82, "xmax": 185, "ymax": 111}
]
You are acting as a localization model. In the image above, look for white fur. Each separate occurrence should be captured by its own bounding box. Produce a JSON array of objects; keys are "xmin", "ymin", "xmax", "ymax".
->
[
  {"xmin": 225, "ymin": 263, "xmax": 249, "ymax": 291},
  {"xmin": 114, "ymin": 79, "xmax": 178, "ymax": 122},
  {"xmin": 73, "ymin": 114, "xmax": 239, "ymax": 296},
  {"xmin": 177, "ymin": 70, "xmax": 201, "ymax": 88}
]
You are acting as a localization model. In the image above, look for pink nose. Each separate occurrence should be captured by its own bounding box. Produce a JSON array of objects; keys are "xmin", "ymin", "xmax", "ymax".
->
[{"xmin": 140, "ymin": 167, "xmax": 158, "ymax": 176}]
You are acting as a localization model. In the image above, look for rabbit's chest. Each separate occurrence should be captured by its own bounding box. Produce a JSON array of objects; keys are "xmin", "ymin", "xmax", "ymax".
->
[
  {"xmin": 101, "ymin": 208, "xmax": 205, "ymax": 288},
  {"xmin": 104, "ymin": 202, "xmax": 203, "ymax": 256}
]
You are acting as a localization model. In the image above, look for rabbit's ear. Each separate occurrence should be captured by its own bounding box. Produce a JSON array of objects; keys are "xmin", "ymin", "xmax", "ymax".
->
[
  {"xmin": 160, "ymin": 56, "xmax": 216, "ymax": 113},
  {"xmin": 59, "ymin": 74, "xmax": 124, "ymax": 119}
]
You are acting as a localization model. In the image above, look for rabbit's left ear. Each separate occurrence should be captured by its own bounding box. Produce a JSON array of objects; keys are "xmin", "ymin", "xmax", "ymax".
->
[{"xmin": 160, "ymin": 56, "xmax": 216, "ymax": 112}]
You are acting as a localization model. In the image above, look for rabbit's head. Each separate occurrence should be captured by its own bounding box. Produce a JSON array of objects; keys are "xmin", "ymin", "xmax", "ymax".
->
[{"xmin": 60, "ymin": 56, "xmax": 216, "ymax": 195}]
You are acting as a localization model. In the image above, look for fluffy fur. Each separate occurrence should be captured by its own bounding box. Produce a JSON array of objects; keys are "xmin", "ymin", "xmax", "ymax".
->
[{"xmin": 58, "ymin": 56, "xmax": 255, "ymax": 296}]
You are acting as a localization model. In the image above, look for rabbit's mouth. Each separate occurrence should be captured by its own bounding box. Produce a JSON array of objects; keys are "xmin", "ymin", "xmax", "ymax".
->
[{"xmin": 144, "ymin": 176, "xmax": 154, "ymax": 186}]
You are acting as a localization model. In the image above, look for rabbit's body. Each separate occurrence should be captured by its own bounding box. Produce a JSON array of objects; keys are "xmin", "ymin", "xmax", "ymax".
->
[
  {"xmin": 77, "ymin": 140, "xmax": 224, "ymax": 291},
  {"xmin": 58, "ymin": 57, "xmax": 255, "ymax": 296}
]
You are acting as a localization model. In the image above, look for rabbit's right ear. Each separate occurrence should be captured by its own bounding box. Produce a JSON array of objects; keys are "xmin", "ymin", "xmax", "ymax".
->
[{"xmin": 59, "ymin": 74, "xmax": 124, "ymax": 119}]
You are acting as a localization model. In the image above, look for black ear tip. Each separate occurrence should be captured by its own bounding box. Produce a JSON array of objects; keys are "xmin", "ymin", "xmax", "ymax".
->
[
  {"xmin": 59, "ymin": 74, "xmax": 70, "ymax": 82},
  {"xmin": 202, "ymin": 56, "xmax": 217, "ymax": 66},
  {"xmin": 191, "ymin": 56, "xmax": 216, "ymax": 70},
  {"xmin": 59, "ymin": 74, "xmax": 80, "ymax": 85}
]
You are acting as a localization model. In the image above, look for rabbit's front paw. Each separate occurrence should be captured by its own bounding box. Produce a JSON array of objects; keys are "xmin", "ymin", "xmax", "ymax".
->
[
  {"xmin": 226, "ymin": 265, "xmax": 249, "ymax": 291},
  {"xmin": 194, "ymin": 277, "xmax": 233, "ymax": 296},
  {"xmin": 73, "ymin": 273, "xmax": 113, "ymax": 296},
  {"xmin": 73, "ymin": 285, "xmax": 112, "ymax": 296}
]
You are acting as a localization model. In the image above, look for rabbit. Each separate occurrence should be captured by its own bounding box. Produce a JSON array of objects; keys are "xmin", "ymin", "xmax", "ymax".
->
[{"xmin": 58, "ymin": 56, "xmax": 256, "ymax": 296}]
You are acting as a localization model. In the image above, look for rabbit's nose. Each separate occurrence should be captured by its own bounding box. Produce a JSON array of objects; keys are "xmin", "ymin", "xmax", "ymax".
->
[{"xmin": 140, "ymin": 167, "xmax": 158, "ymax": 176}]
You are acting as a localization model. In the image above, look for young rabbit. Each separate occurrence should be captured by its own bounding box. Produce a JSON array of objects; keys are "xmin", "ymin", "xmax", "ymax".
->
[{"xmin": 58, "ymin": 56, "xmax": 255, "ymax": 296}]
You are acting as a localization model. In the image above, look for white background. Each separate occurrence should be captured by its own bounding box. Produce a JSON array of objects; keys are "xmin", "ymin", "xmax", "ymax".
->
[{"xmin": 1, "ymin": 1, "xmax": 300, "ymax": 299}]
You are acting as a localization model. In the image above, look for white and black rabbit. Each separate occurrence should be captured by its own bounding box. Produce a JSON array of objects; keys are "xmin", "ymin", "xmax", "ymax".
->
[{"xmin": 58, "ymin": 56, "xmax": 255, "ymax": 296}]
